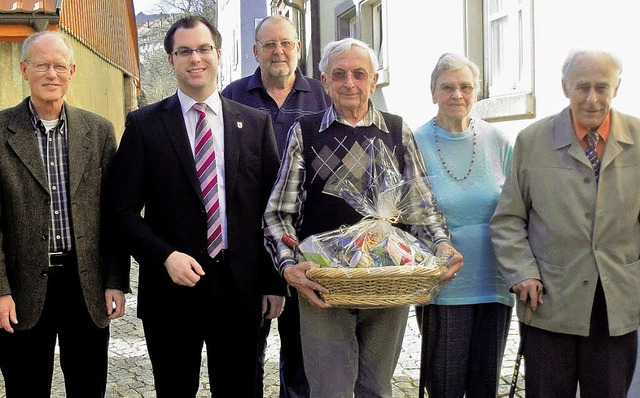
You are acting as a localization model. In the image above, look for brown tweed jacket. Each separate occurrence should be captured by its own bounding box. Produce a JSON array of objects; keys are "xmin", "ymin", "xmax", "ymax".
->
[{"xmin": 0, "ymin": 97, "xmax": 130, "ymax": 330}]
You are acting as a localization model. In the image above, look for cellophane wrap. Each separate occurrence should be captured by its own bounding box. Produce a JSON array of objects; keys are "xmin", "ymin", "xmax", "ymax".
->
[{"xmin": 298, "ymin": 138, "xmax": 443, "ymax": 272}]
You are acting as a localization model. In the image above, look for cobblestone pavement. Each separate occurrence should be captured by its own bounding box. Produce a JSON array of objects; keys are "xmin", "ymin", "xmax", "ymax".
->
[{"xmin": 0, "ymin": 262, "xmax": 525, "ymax": 397}]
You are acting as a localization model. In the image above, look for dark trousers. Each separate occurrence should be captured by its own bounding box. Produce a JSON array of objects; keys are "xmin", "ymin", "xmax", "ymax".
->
[
  {"xmin": 418, "ymin": 302, "xmax": 512, "ymax": 398},
  {"xmin": 256, "ymin": 288, "xmax": 309, "ymax": 398},
  {"xmin": 523, "ymin": 280, "xmax": 637, "ymax": 398},
  {"xmin": 0, "ymin": 257, "xmax": 109, "ymax": 398},
  {"xmin": 142, "ymin": 254, "xmax": 262, "ymax": 398},
  {"xmin": 523, "ymin": 326, "xmax": 637, "ymax": 397}
]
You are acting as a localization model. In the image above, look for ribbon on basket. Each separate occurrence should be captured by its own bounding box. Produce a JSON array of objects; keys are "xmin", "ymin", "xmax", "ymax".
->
[{"xmin": 287, "ymin": 138, "xmax": 448, "ymax": 308}]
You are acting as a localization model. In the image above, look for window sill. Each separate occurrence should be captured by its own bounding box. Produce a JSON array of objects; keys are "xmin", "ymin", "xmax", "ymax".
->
[{"xmin": 472, "ymin": 91, "xmax": 535, "ymax": 122}]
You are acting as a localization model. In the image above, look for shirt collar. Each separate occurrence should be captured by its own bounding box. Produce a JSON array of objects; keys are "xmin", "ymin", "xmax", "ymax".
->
[
  {"xmin": 572, "ymin": 111, "xmax": 611, "ymax": 143},
  {"xmin": 28, "ymin": 98, "xmax": 67, "ymax": 134},
  {"xmin": 246, "ymin": 67, "xmax": 311, "ymax": 93},
  {"xmin": 177, "ymin": 89, "xmax": 222, "ymax": 116},
  {"xmin": 319, "ymin": 100, "xmax": 390, "ymax": 134}
]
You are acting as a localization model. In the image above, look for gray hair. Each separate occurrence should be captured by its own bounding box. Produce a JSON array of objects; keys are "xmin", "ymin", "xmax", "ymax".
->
[
  {"xmin": 318, "ymin": 38, "xmax": 378, "ymax": 74},
  {"xmin": 561, "ymin": 49, "xmax": 623, "ymax": 83},
  {"xmin": 21, "ymin": 31, "xmax": 75, "ymax": 64},
  {"xmin": 430, "ymin": 53, "xmax": 480, "ymax": 95},
  {"xmin": 255, "ymin": 15, "xmax": 298, "ymax": 42}
]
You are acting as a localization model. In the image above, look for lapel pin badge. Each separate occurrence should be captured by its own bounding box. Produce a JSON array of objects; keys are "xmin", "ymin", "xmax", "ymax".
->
[{"xmin": 237, "ymin": 121, "xmax": 243, "ymax": 129}]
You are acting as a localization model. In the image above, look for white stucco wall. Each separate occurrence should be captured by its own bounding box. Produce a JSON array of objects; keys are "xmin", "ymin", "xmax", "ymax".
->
[{"xmin": 314, "ymin": 0, "xmax": 638, "ymax": 138}]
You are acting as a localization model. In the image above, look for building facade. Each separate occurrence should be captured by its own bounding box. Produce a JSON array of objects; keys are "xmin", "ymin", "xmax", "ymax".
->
[{"xmin": 0, "ymin": 0, "xmax": 140, "ymax": 140}]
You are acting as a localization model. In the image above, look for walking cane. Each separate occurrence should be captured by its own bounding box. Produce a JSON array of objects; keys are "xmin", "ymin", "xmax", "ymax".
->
[
  {"xmin": 418, "ymin": 305, "xmax": 429, "ymax": 398},
  {"xmin": 509, "ymin": 292, "xmax": 537, "ymax": 398}
]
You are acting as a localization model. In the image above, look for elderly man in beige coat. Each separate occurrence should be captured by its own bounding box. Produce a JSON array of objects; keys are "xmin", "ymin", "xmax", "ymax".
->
[{"xmin": 490, "ymin": 49, "xmax": 640, "ymax": 397}]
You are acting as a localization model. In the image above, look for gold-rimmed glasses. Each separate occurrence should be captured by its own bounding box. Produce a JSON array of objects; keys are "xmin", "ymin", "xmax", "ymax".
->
[{"xmin": 257, "ymin": 40, "xmax": 296, "ymax": 52}]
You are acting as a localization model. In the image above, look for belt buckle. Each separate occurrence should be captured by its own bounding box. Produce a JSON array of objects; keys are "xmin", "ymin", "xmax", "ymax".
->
[{"xmin": 49, "ymin": 251, "xmax": 66, "ymax": 267}]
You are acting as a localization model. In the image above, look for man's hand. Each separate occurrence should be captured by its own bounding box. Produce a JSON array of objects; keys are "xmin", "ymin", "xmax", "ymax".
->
[
  {"xmin": 105, "ymin": 289, "xmax": 126, "ymax": 320},
  {"xmin": 262, "ymin": 295, "xmax": 285, "ymax": 320},
  {"xmin": 511, "ymin": 279, "xmax": 544, "ymax": 311},
  {"xmin": 0, "ymin": 294, "xmax": 17, "ymax": 333},
  {"xmin": 436, "ymin": 243, "xmax": 463, "ymax": 283},
  {"xmin": 164, "ymin": 251, "xmax": 205, "ymax": 287},
  {"xmin": 283, "ymin": 262, "xmax": 330, "ymax": 309}
]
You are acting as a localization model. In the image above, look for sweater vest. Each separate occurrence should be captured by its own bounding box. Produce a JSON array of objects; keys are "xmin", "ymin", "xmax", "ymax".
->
[{"xmin": 298, "ymin": 111, "xmax": 405, "ymax": 241}]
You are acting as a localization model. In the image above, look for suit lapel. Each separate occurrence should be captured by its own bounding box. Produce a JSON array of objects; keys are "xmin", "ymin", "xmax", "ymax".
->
[
  {"xmin": 7, "ymin": 100, "xmax": 49, "ymax": 191},
  {"xmin": 600, "ymin": 110, "xmax": 630, "ymax": 171},
  {"xmin": 553, "ymin": 107, "xmax": 593, "ymax": 168},
  {"xmin": 162, "ymin": 94, "xmax": 203, "ymax": 203},
  {"xmin": 556, "ymin": 107, "xmax": 632, "ymax": 172},
  {"xmin": 221, "ymin": 97, "xmax": 240, "ymax": 198},
  {"xmin": 65, "ymin": 104, "xmax": 92, "ymax": 198}
]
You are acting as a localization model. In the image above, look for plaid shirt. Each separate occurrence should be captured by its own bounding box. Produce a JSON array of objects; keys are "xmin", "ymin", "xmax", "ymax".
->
[
  {"xmin": 263, "ymin": 102, "xmax": 451, "ymax": 274},
  {"xmin": 29, "ymin": 100, "xmax": 73, "ymax": 254}
]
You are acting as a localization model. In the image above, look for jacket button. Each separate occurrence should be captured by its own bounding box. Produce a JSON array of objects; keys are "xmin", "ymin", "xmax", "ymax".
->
[
  {"xmin": 584, "ymin": 212, "xmax": 591, "ymax": 219},
  {"xmin": 583, "ymin": 177, "xmax": 590, "ymax": 183},
  {"xmin": 41, "ymin": 234, "xmax": 48, "ymax": 240},
  {"xmin": 582, "ymin": 280, "xmax": 589, "ymax": 286},
  {"xmin": 41, "ymin": 270, "xmax": 48, "ymax": 277}
]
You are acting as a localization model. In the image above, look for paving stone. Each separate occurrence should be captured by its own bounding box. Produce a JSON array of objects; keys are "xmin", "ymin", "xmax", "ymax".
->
[{"xmin": 0, "ymin": 260, "xmax": 523, "ymax": 397}]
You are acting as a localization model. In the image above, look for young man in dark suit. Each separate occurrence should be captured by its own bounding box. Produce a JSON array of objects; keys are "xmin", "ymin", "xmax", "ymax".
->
[
  {"xmin": 0, "ymin": 31, "xmax": 129, "ymax": 397},
  {"xmin": 108, "ymin": 16, "xmax": 286, "ymax": 397}
]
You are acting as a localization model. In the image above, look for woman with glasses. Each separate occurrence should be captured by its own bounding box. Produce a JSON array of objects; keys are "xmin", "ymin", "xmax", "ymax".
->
[{"xmin": 413, "ymin": 53, "xmax": 515, "ymax": 398}]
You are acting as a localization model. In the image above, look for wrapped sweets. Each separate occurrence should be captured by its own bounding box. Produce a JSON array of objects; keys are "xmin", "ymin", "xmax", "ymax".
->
[{"xmin": 296, "ymin": 138, "xmax": 441, "ymax": 270}]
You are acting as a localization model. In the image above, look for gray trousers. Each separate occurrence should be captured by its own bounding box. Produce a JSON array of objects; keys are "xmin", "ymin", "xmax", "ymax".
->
[{"xmin": 299, "ymin": 297, "xmax": 409, "ymax": 398}]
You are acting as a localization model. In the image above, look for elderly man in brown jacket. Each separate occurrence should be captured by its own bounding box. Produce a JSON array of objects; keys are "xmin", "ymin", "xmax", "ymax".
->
[
  {"xmin": 0, "ymin": 31, "xmax": 129, "ymax": 398},
  {"xmin": 491, "ymin": 49, "xmax": 640, "ymax": 397}
]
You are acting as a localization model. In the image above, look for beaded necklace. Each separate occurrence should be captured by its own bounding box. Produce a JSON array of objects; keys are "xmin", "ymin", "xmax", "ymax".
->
[{"xmin": 433, "ymin": 119, "xmax": 477, "ymax": 181}]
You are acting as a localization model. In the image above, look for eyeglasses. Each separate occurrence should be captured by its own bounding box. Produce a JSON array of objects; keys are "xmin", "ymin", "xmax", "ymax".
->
[
  {"xmin": 24, "ymin": 60, "xmax": 70, "ymax": 74},
  {"xmin": 438, "ymin": 83, "xmax": 476, "ymax": 95},
  {"xmin": 172, "ymin": 45, "xmax": 216, "ymax": 58},
  {"xmin": 257, "ymin": 40, "xmax": 296, "ymax": 52},
  {"xmin": 329, "ymin": 69, "xmax": 372, "ymax": 82}
]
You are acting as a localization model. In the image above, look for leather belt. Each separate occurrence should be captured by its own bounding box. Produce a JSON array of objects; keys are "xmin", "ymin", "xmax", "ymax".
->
[{"xmin": 49, "ymin": 251, "xmax": 71, "ymax": 266}]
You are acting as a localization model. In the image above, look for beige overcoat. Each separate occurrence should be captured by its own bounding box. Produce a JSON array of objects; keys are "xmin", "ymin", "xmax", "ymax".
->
[{"xmin": 490, "ymin": 107, "xmax": 640, "ymax": 336}]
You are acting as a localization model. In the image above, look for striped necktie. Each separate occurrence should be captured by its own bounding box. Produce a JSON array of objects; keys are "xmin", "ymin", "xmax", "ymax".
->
[
  {"xmin": 585, "ymin": 130, "xmax": 600, "ymax": 183},
  {"xmin": 193, "ymin": 103, "xmax": 223, "ymax": 258}
]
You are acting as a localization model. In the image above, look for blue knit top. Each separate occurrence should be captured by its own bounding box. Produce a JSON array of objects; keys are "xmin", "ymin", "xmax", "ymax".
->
[{"xmin": 413, "ymin": 117, "xmax": 515, "ymax": 306}]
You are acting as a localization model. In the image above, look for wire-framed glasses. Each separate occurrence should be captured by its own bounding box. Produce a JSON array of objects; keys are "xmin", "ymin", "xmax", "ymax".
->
[
  {"xmin": 24, "ymin": 60, "xmax": 70, "ymax": 74},
  {"xmin": 329, "ymin": 69, "xmax": 372, "ymax": 82},
  {"xmin": 172, "ymin": 45, "xmax": 216, "ymax": 57}
]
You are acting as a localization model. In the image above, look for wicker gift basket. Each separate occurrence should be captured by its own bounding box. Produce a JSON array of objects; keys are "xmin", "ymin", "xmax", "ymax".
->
[
  {"xmin": 282, "ymin": 139, "xmax": 449, "ymax": 309},
  {"xmin": 305, "ymin": 263, "xmax": 447, "ymax": 309}
]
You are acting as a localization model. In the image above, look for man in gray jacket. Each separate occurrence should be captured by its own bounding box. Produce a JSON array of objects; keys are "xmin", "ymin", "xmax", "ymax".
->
[
  {"xmin": 490, "ymin": 49, "xmax": 640, "ymax": 397},
  {"xmin": 0, "ymin": 31, "xmax": 129, "ymax": 397}
]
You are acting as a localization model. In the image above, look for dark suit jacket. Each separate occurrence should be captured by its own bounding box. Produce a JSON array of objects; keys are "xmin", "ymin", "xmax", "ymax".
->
[
  {"xmin": 109, "ymin": 93, "xmax": 285, "ymax": 321},
  {"xmin": 0, "ymin": 97, "xmax": 130, "ymax": 330}
]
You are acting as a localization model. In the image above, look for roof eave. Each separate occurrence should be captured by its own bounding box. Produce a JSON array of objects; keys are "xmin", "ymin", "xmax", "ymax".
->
[{"xmin": 0, "ymin": 13, "xmax": 60, "ymax": 32}]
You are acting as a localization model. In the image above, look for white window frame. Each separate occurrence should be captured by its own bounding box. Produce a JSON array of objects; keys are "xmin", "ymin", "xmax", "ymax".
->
[
  {"xmin": 466, "ymin": 0, "xmax": 535, "ymax": 121},
  {"xmin": 335, "ymin": 0, "xmax": 389, "ymax": 86}
]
